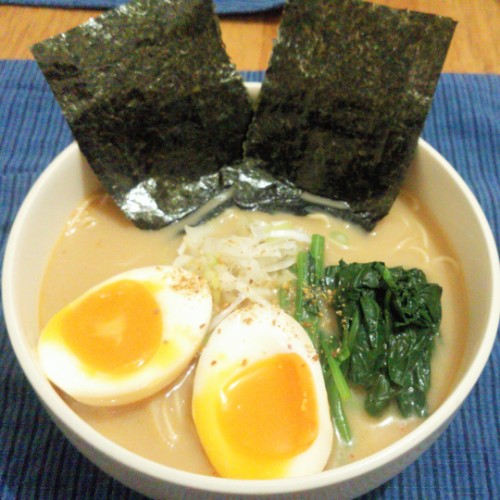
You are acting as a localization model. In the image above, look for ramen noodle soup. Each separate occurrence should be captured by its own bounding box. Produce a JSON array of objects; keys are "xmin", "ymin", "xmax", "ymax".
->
[{"xmin": 39, "ymin": 189, "xmax": 467, "ymax": 475}]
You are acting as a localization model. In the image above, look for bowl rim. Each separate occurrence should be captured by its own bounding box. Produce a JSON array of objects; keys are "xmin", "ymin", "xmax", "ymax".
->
[{"xmin": 2, "ymin": 137, "xmax": 499, "ymax": 495}]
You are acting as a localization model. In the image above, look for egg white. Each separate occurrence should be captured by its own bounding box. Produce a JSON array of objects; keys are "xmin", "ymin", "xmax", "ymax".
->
[
  {"xmin": 192, "ymin": 302, "xmax": 334, "ymax": 479},
  {"xmin": 38, "ymin": 266, "xmax": 212, "ymax": 406}
]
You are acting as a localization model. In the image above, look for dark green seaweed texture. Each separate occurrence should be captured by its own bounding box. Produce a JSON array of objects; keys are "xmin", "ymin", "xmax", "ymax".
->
[
  {"xmin": 244, "ymin": 0, "xmax": 456, "ymax": 230},
  {"xmin": 32, "ymin": 0, "xmax": 253, "ymax": 229},
  {"xmin": 324, "ymin": 261, "xmax": 442, "ymax": 417}
]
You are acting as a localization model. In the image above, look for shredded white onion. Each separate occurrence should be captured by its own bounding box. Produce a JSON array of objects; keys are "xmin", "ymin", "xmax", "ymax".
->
[{"xmin": 173, "ymin": 219, "xmax": 310, "ymax": 325}]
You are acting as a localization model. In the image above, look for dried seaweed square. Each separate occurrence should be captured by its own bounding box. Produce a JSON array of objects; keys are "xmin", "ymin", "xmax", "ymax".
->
[
  {"xmin": 244, "ymin": 0, "xmax": 456, "ymax": 229},
  {"xmin": 32, "ymin": 0, "xmax": 253, "ymax": 229}
]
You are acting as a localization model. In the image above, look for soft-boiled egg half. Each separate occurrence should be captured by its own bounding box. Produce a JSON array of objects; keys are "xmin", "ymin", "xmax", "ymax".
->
[
  {"xmin": 192, "ymin": 302, "xmax": 333, "ymax": 479},
  {"xmin": 38, "ymin": 266, "xmax": 212, "ymax": 406}
]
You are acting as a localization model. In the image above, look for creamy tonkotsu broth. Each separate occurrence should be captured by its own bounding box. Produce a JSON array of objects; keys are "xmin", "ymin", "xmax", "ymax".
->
[{"xmin": 39, "ymin": 190, "xmax": 467, "ymax": 474}]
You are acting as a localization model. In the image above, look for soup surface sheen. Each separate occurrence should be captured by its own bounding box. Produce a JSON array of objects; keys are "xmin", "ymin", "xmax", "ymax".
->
[{"xmin": 39, "ymin": 190, "xmax": 467, "ymax": 474}]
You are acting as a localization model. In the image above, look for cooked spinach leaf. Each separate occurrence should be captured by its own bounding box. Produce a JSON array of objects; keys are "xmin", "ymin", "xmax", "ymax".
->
[
  {"xmin": 279, "ymin": 235, "xmax": 353, "ymax": 443},
  {"xmin": 280, "ymin": 237, "xmax": 443, "ymax": 440},
  {"xmin": 324, "ymin": 261, "xmax": 442, "ymax": 417}
]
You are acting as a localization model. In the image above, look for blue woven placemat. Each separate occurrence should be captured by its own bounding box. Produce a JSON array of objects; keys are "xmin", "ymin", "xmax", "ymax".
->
[
  {"xmin": 0, "ymin": 60, "xmax": 499, "ymax": 499},
  {"xmin": 0, "ymin": 0, "xmax": 285, "ymax": 13}
]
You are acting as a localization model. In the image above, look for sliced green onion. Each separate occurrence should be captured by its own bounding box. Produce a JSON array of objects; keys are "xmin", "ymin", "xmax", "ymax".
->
[
  {"xmin": 278, "ymin": 287, "xmax": 291, "ymax": 311},
  {"xmin": 329, "ymin": 230, "xmax": 349, "ymax": 246}
]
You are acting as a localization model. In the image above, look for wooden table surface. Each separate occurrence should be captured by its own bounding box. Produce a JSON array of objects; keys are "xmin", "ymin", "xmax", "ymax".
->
[{"xmin": 0, "ymin": 0, "xmax": 499, "ymax": 73}]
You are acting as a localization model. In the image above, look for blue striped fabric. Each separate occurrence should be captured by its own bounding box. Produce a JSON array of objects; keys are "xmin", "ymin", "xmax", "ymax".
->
[
  {"xmin": 0, "ymin": 60, "xmax": 499, "ymax": 499},
  {"xmin": 0, "ymin": 0, "xmax": 285, "ymax": 14}
]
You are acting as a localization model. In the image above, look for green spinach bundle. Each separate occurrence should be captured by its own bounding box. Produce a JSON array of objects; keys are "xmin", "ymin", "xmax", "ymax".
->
[
  {"xmin": 324, "ymin": 261, "xmax": 442, "ymax": 419},
  {"xmin": 281, "ymin": 235, "xmax": 443, "ymax": 441}
]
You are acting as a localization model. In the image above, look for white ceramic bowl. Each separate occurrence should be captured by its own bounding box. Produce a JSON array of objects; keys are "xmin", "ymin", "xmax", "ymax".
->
[{"xmin": 3, "ymin": 84, "xmax": 499, "ymax": 499}]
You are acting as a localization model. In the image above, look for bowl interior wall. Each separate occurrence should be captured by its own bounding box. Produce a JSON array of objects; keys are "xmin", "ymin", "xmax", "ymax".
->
[
  {"xmin": 405, "ymin": 145, "xmax": 494, "ymax": 380},
  {"xmin": 9, "ymin": 147, "xmax": 99, "ymax": 355}
]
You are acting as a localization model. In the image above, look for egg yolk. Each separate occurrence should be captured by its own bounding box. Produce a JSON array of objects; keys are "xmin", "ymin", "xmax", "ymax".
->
[
  {"xmin": 59, "ymin": 279, "xmax": 162, "ymax": 373},
  {"xmin": 214, "ymin": 352, "xmax": 319, "ymax": 476}
]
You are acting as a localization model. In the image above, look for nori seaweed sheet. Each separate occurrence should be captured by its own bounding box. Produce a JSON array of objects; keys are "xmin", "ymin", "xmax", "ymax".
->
[
  {"xmin": 243, "ymin": 0, "xmax": 456, "ymax": 230},
  {"xmin": 31, "ymin": 0, "xmax": 253, "ymax": 229}
]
